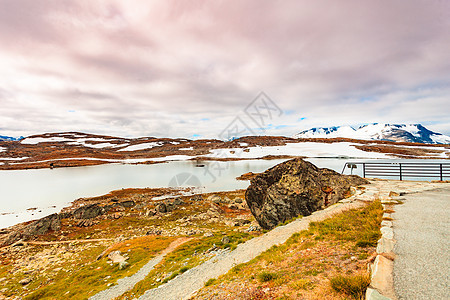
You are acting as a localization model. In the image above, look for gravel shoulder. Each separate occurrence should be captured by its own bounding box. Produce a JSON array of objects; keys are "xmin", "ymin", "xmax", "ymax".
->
[{"xmin": 393, "ymin": 186, "xmax": 450, "ymax": 300}]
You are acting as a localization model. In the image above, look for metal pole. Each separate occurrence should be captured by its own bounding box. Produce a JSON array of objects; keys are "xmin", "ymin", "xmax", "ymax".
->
[
  {"xmin": 363, "ymin": 163, "xmax": 366, "ymax": 178},
  {"xmin": 399, "ymin": 163, "xmax": 402, "ymax": 181},
  {"xmin": 440, "ymin": 164, "xmax": 443, "ymax": 181}
]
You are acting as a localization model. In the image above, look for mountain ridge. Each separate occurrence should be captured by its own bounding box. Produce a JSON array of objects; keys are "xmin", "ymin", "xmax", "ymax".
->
[{"xmin": 293, "ymin": 123, "xmax": 450, "ymax": 144}]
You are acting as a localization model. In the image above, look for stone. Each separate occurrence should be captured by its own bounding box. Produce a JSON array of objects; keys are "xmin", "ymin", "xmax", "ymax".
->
[
  {"xmin": 369, "ymin": 255, "xmax": 395, "ymax": 299},
  {"xmin": 382, "ymin": 213, "xmax": 392, "ymax": 219},
  {"xmin": 234, "ymin": 197, "xmax": 243, "ymax": 203},
  {"xmin": 108, "ymin": 250, "xmax": 127, "ymax": 264},
  {"xmin": 381, "ymin": 220, "xmax": 392, "ymax": 227},
  {"xmin": 173, "ymin": 198, "xmax": 184, "ymax": 206},
  {"xmin": 191, "ymin": 195, "xmax": 203, "ymax": 201},
  {"xmin": 156, "ymin": 203, "xmax": 167, "ymax": 213},
  {"xmin": 118, "ymin": 261, "xmax": 129, "ymax": 270},
  {"xmin": 376, "ymin": 237, "xmax": 395, "ymax": 254},
  {"xmin": 73, "ymin": 204, "xmax": 104, "ymax": 219},
  {"xmin": 208, "ymin": 195, "xmax": 222, "ymax": 204},
  {"xmin": 380, "ymin": 227, "xmax": 394, "ymax": 240},
  {"xmin": 118, "ymin": 200, "xmax": 135, "ymax": 208},
  {"xmin": 366, "ymin": 287, "xmax": 392, "ymax": 300},
  {"xmin": 221, "ymin": 236, "xmax": 230, "ymax": 244},
  {"xmin": 146, "ymin": 209, "xmax": 157, "ymax": 217},
  {"xmin": 245, "ymin": 158, "xmax": 368, "ymax": 229},
  {"xmin": 204, "ymin": 232, "xmax": 214, "ymax": 237},
  {"xmin": 19, "ymin": 278, "xmax": 32, "ymax": 285},
  {"xmin": 233, "ymin": 219, "xmax": 251, "ymax": 226},
  {"xmin": 388, "ymin": 191, "xmax": 399, "ymax": 197}
]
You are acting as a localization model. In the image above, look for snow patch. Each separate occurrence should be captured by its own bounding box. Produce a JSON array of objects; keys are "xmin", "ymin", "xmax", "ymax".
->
[{"xmin": 117, "ymin": 142, "xmax": 163, "ymax": 152}]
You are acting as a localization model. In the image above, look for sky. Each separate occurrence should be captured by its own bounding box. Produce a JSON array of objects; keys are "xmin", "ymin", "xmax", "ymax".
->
[{"xmin": 1, "ymin": 0, "xmax": 449, "ymax": 139}]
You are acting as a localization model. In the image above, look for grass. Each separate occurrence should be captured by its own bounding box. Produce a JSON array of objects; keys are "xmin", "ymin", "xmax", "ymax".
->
[
  {"xmin": 330, "ymin": 273, "xmax": 370, "ymax": 299},
  {"xmin": 118, "ymin": 230, "xmax": 261, "ymax": 299},
  {"xmin": 21, "ymin": 236, "xmax": 174, "ymax": 300},
  {"xmin": 193, "ymin": 201, "xmax": 383, "ymax": 299},
  {"xmin": 257, "ymin": 271, "xmax": 278, "ymax": 282}
]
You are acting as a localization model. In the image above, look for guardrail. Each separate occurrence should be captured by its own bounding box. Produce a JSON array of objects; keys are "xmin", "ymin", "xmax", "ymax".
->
[{"xmin": 341, "ymin": 162, "xmax": 450, "ymax": 181}]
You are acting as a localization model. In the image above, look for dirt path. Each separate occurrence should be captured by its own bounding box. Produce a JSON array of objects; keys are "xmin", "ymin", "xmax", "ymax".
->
[{"xmin": 89, "ymin": 237, "xmax": 192, "ymax": 300}]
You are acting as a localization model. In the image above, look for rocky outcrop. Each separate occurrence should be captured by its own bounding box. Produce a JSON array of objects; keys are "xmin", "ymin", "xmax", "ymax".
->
[
  {"xmin": 245, "ymin": 158, "xmax": 368, "ymax": 229},
  {"xmin": 1, "ymin": 213, "xmax": 61, "ymax": 246},
  {"xmin": 73, "ymin": 204, "xmax": 105, "ymax": 219}
]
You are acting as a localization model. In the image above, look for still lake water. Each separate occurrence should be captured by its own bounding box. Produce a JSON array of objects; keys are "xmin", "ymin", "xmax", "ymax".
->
[{"xmin": 0, "ymin": 158, "xmax": 446, "ymax": 228}]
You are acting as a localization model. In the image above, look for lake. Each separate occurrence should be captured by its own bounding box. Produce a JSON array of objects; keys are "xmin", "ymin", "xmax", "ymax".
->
[{"xmin": 0, "ymin": 158, "xmax": 447, "ymax": 228}]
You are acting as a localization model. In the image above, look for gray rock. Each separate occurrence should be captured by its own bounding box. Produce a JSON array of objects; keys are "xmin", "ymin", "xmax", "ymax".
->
[
  {"xmin": 19, "ymin": 278, "xmax": 32, "ymax": 285},
  {"xmin": 234, "ymin": 197, "xmax": 243, "ymax": 204},
  {"xmin": 146, "ymin": 209, "xmax": 157, "ymax": 217},
  {"xmin": 118, "ymin": 200, "xmax": 135, "ymax": 208},
  {"xmin": 73, "ymin": 204, "xmax": 104, "ymax": 219},
  {"xmin": 173, "ymin": 198, "xmax": 184, "ymax": 206},
  {"xmin": 245, "ymin": 158, "xmax": 368, "ymax": 229},
  {"xmin": 156, "ymin": 203, "xmax": 167, "ymax": 213},
  {"xmin": 221, "ymin": 236, "xmax": 230, "ymax": 244}
]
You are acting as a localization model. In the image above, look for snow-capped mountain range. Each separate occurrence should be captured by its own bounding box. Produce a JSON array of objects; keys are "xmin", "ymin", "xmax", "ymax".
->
[
  {"xmin": 293, "ymin": 124, "xmax": 450, "ymax": 144},
  {"xmin": 0, "ymin": 135, "xmax": 23, "ymax": 141}
]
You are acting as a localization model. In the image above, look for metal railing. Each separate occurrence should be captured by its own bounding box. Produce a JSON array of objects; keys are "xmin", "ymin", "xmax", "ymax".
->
[{"xmin": 341, "ymin": 162, "xmax": 450, "ymax": 181}]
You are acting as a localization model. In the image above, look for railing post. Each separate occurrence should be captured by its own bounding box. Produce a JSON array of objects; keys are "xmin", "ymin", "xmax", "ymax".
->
[
  {"xmin": 440, "ymin": 164, "xmax": 443, "ymax": 181},
  {"xmin": 363, "ymin": 163, "xmax": 366, "ymax": 178},
  {"xmin": 399, "ymin": 163, "xmax": 402, "ymax": 181}
]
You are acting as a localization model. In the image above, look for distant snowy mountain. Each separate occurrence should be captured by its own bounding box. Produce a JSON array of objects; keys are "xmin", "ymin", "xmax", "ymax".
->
[
  {"xmin": 0, "ymin": 135, "xmax": 23, "ymax": 141},
  {"xmin": 293, "ymin": 124, "xmax": 450, "ymax": 144}
]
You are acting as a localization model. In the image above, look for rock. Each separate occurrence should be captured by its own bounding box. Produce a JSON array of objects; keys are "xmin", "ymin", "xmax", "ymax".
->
[
  {"xmin": 234, "ymin": 197, "xmax": 244, "ymax": 203},
  {"xmin": 73, "ymin": 204, "xmax": 104, "ymax": 219},
  {"xmin": 173, "ymin": 198, "xmax": 184, "ymax": 206},
  {"xmin": 246, "ymin": 225, "xmax": 261, "ymax": 232},
  {"xmin": 233, "ymin": 219, "xmax": 251, "ymax": 226},
  {"xmin": 221, "ymin": 236, "xmax": 230, "ymax": 244},
  {"xmin": 11, "ymin": 240, "xmax": 27, "ymax": 247},
  {"xmin": 245, "ymin": 158, "xmax": 368, "ymax": 229},
  {"xmin": 156, "ymin": 203, "xmax": 167, "ymax": 213},
  {"xmin": 228, "ymin": 204, "xmax": 239, "ymax": 210},
  {"xmin": 118, "ymin": 200, "xmax": 135, "ymax": 208},
  {"xmin": 118, "ymin": 261, "xmax": 129, "ymax": 270},
  {"xmin": 191, "ymin": 195, "xmax": 203, "ymax": 201},
  {"xmin": 208, "ymin": 195, "xmax": 222, "ymax": 204},
  {"xmin": 146, "ymin": 209, "xmax": 157, "ymax": 217},
  {"xmin": 204, "ymin": 232, "xmax": 214, "ymax": 237},
  {"xmin": 369, "ymin": 255, "xmax": 395, "ymax": 299},
  {"xmin": 19, "ymin": 278, "xmax": 32, "ymax": 285},
  {"xmin": 108, "ymin": 251, "xmax": 127, "ymax": 264},
  {"xmin": 76, "ymin": 219, "xmax": 95, "ymax": 227}
]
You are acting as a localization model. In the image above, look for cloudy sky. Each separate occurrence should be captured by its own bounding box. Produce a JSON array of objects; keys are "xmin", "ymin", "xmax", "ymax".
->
[{"xmin": 1, "ymin": 0, "xmax": 449, "ymax": 139}]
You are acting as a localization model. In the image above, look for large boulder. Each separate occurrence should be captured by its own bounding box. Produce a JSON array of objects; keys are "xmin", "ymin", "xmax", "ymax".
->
[{"xmin": 245, "ymin": 158, "xmax": 368, "ymax": 229}]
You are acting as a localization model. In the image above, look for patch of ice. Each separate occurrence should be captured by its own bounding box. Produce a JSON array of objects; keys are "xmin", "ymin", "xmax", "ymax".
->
[
  {"xmin": 0, "ymin": 147, "xmax": 6, "ymax": 153},
  {"xmin": 21, "ymin": 137, "xmax": 72, "ymax": 144},
  {"xmin": 205, "ymin": 142, "xmax": 390, "ymax": 159},
  {"xmin": 149, "ymin": 155, "xmax": 195, "ymax": 162},
  {"xmin": 117, "ymin": 142, "xmax": 163, "ymax": 152},
  {"xmin": 179, "ymin": 147, "xmax": 194, "ymax": 151},
  {"xmin": 0, "ymin": 157, "xmax": 29, "ymax": 161}
]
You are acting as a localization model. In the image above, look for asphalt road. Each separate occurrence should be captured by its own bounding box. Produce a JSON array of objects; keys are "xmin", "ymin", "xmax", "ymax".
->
[{"xmin": 393, "ymin": 187, "xmax": 450, "ymax": 300}]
